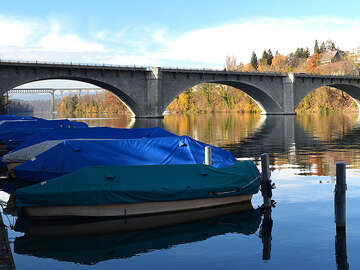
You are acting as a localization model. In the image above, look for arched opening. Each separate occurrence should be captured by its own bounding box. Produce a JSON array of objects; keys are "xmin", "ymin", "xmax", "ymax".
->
[
  {"xmin": 5, "ymin": 79, "xmax": 134, "ymax": 123},
  {"xmin": 164, "ymin": 81, "xmax": 282, "ymax": 115},
  {"xmin": 295, "ymin": 85, "xmax": 359, "ymax": 114},
  {"xmin": 162, "ymin": 82, "xmax": 272, "ymax": 146},
  {"xmin": 295, "ymin": 84, "xmax": 360, "ymax": 143}
]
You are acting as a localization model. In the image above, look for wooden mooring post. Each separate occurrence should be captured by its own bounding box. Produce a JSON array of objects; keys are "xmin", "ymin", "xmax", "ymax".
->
[
  {"xmin": 335, "ymin": 163, "xmax": 346, "ymax": 227},
  {"xmin": 261, "ymin": 153, "xmax": 272, "ymax": 208},
  {"xmin": 260, "ymin": 207, "xmax": 273, "ymax": 260},
  {"xmin": 0, "ymin": 214, "xmax": 15, "ymax": 270},
  {"xmin": 334, "ymin": 162, "xmax": 349, "ymax": 270}
]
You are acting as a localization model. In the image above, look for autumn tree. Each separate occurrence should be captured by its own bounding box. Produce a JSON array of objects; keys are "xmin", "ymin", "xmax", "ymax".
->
[
  {"xmin": 271, "ymin": 54, "xmax": 288, "ymax": 72},
  {"xmin": 200, "ymin": 83, "xmax": 215, "ymax": 108},
  {"xmin": 242, "ymin": 63, "xmax": 256, "ymax": 72},
  {"xmin": 306, "ymin": 53, "xmax": 321, "ymax": 74}
]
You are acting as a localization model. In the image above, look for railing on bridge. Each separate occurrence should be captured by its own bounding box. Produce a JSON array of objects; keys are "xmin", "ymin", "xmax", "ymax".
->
[{"xmin": 0, "ymin": 59, "xmax": 148, "ymax": 70}]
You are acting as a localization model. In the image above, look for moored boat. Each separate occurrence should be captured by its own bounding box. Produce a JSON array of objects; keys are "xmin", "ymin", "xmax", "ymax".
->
[
  {"xmin": 0, "ymin": 118, "xmax": 88, "ymax": 152},
  {"xmin": 9, "ymin": 136, "xmax": 237, "ymax": 182},
  {"xmin": 2, "ymin": 127, "xmax": 176, "ymax": 170},
  {"xmin": 14, "ymin": 161, "xmax": 260, "ymax": 218}
]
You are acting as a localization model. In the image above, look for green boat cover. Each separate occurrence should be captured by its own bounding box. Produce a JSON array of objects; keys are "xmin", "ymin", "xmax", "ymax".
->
[
  {"xmin": 14, "ymin": 161, "xmax": 260, "ymax": 207},
  {"xmin": 14, "ymin": 208, "xmax": 261, "ymax": 265}
]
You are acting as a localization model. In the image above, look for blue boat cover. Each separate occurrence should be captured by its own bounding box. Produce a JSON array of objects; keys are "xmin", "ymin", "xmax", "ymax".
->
[
  {"xmin": 10, "ymin": 127, "xmax": 175, "ymax": 152},
  {"xmin": 14, "ymin": 161, "xmax": 260, "ymax": 206},
  {"xmin": 0, "ymin": 119, "xmax": 88, "ymax": 149},
  {"xmin": 14, "ymin": 136, "xmax": 237, "ymax": 182},
  {"xmin": 0, "ymin": 115, "xmax": 37, "ymax": 120}
]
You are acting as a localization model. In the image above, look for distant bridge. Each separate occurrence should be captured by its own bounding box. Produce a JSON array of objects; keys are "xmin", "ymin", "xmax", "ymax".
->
[
  {"xmin": 1, "ymin": 60, "xmax": 360, "ymax": 117},
  {"xmin": 6, "ymin": 87, "xmax": 104, "ymax": 114}
]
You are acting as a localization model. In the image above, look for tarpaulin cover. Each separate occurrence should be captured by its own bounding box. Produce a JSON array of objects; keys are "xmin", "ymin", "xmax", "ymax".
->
[
  {"xmin": 0, "ymin": 115, "xmax": 37, "ymax": 121},
  {"xmin": 7, "ymin": 127, "xmax": 176, "ymax": 154},
  {"xmin": 14, "ymin": 161, "xmax": 259, "ymax": 206},
  {"xmin": 0, "ymin": 119, "xmax": 88, "ymax": 149},
  {"xmin": 13, "ymin": 136, "xmax": 238, "ymax": 182},
  {"xmin": 14, "ymin": 207, "xmax": 261, "ymax": 264}
]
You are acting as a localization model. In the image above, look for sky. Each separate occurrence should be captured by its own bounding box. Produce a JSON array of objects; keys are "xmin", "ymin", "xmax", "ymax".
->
[{"xmin": 2, "ymin": 0, "xmax": 360, "ymax": 90}]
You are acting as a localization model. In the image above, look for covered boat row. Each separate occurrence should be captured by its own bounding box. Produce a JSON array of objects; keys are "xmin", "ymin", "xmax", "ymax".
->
[{"xmin": 0, "ymin": 114, "xmax": 261, "ymax": 219}]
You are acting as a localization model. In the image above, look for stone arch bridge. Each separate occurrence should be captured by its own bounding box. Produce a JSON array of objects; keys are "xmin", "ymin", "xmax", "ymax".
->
[{"xmin": 1, "ymin": 61, "xmax": 360, "ymax": 117}]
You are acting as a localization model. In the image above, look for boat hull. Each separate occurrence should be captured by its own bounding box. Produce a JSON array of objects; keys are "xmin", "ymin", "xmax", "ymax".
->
[
  {"xmin": 19, "ymin": 201, "xmax": 255, "ymax": 237},
  {"xmin": 22, "ymin": 194, "xmax": 252, "ymax": 218}
]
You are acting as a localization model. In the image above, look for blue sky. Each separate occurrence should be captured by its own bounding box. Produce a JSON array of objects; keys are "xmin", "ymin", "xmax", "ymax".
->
[{"xmin": 2, "ymin": 0, "xmax": 360, "ymax": 69}]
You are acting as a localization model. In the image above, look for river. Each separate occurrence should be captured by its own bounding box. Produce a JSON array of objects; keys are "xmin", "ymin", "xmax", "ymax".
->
[{"xmin": 4, "ymin": 112, "xmax": 360, "ymax": 269}]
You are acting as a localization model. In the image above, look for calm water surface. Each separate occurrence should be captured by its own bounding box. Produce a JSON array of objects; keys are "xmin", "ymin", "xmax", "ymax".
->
[{"xmin": 4, "ymin": 112, "xmax": 360, "ymax": 269}]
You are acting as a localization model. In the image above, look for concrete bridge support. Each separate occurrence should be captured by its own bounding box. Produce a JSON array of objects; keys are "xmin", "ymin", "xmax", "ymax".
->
[{"xmin": 142, "ymin": 67, "xmax": 163, "ymax": 118}]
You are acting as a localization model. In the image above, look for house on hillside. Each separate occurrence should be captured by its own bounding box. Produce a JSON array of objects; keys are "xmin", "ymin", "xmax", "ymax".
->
[
  {"xmin": 320, "ymin": 50, "xmax": 343, "ymax": 65},
  {"xmin": 352, "ymin": 46, "xmax": 360, "ymax": 63}
]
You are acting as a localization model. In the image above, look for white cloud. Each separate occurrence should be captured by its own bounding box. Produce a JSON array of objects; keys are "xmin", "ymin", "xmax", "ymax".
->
[
  {"xmin": 149, "ymin": 17, "xmax": 360, "ymax": 66},
  {"xmin": 0, "ymin": 16, "xmax": 104, "ymax": 62},
  {"xmin": 39, "ymin": 22, "xmax": 104, "ymax": 53},
  {"xmin": 2, "ymin": 15, "xmax": 360, "ymax": 68},
  {"xmin": 0, "ymin": 15, "xmax": 36, "ymax": 46}
]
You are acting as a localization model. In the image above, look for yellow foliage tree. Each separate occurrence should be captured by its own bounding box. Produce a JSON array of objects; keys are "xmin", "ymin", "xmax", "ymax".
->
[{"xmin": 271, "ymin": 54, "xmax": 288, "ymax": 72}]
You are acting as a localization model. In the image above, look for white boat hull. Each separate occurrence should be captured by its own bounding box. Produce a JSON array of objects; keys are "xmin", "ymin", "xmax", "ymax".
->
[
  {"xmin": 23, "ymin": 201, "xmax": 254, "ymax": 237},
  {"xmin": 23, "ymin": 194, "xmax": 252, "ymax": 218}
]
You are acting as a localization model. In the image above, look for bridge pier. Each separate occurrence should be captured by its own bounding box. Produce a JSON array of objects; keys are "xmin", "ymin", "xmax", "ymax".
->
[
  {"xmin": 50, "ymin": 91, "xmax": 55, "ymax": 115},
  {"xmin": 136, "ymin": 67, "xmax": 164, "ymax": 118}
]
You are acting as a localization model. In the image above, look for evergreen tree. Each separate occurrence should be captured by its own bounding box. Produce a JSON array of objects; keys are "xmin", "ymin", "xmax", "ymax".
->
[
  {"xmin": 261, "ymin": 50, "xmax": 269, "ymax": 64},
  {"xmin": 320, "ymin": 42, "xmax": 326, "ymax": 53},
  {"xmin": 305, "ymin": 47, "xmax": 310, "ymax": 58},
  {"xmin": 267, "ymin": 49, "xmax": 273, "ymax": 65},
  {"xmin": 314, "ymin": 40, "xmax": 320, "ymax": 54},
  {"xmin": 250, "ymin": 52, "xmax": 258, "ymax": 70}
]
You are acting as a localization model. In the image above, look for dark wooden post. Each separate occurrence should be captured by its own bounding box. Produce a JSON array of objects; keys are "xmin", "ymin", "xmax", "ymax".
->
[
  {"xmin": 335, "ymin": 226, "xmax": 349, "ymax": 270},
  {"xmin": 261, "ymin": 153, "xmax": 272, "ymax": 207},
  {"xmin": 261, "ymin": 207, "xmax": 273, "ymax": 260},
  {"xmin": 335, "ymin": 163, "xmax": 346, "ymax": 227},
  {"xmin": 334, "ymin": 162, "xmax": 349, "ymax": 269}
]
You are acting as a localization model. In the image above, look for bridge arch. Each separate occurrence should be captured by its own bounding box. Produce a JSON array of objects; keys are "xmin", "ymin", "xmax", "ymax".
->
[
  {"xmin": 294, "ymin": 83, "xmax": 360, "ymax": 111},
  {"xmin": 2, "ymin": 76, "xmax": 138, "ymax": 117},
  {"xmin": 161, "ymin": 79, "xmax": 283, "ymax": 114}
]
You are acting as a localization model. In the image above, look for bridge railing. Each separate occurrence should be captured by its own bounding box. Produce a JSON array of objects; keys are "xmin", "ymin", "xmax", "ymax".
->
[{"xmin": 0, "ymin": 59, "xmax": 148, "ymax": 70}]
